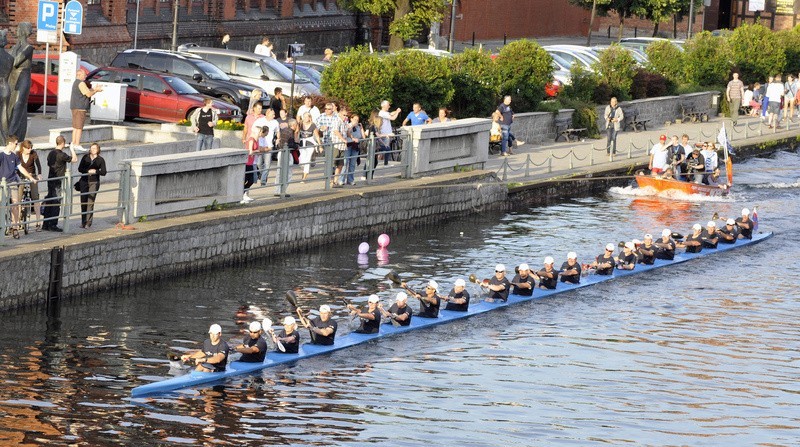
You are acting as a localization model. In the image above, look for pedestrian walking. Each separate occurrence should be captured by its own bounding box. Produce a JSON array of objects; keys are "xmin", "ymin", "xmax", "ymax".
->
[
  {"xmin": 497, "ymin": 96, "xmax": 524, "ymax": 156},
  {"xmin": 604, "ymin": 97, "xmax": 624, "ymax": 160},
  {"xmin": 765, "ymin": 75, "xmax": 783, "ymax": 129},
  {"xmin": 76, "ymin": 143, "xmax": 107, "ymax": 229},
  {"xmin": 726, "ymin": 72, "xmax": 745, "ymax": 126},
  {"xmin": 190, "ymin": 98, "xmax": 218, "ymax": 151},
  {"xmin": 783, "ymin": 74, "xmax": 797, "ymax": 122}
]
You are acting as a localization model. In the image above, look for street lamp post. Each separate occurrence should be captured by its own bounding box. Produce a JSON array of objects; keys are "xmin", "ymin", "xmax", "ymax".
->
[
  {"xmin": 133, "ymin": 0, "xmax": 140, "ymax": 49},
  {"xmin": 171, "ymin": 0, "xmax": 179, "ymax": 51},
  {"xmin": 448, "ymin": 0, "xmax": 458, "ymax": 52}
]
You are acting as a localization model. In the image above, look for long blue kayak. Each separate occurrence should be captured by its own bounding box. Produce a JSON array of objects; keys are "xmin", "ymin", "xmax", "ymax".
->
[{"xmin": 131, "ymin": 231, "xmax": 773, "ymax": 397}]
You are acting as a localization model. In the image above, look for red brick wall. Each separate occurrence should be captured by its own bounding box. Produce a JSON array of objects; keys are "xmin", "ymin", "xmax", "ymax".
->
[
  {"xmin": 450, "ymin": 0, "xmax": 590, "ymax": 41},
  {"xmin": 593, "ymin": 11, "xmax": 704, "ymax": 38}
]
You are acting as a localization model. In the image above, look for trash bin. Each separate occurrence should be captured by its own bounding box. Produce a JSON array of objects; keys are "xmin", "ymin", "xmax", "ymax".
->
[{"xmin": 90, "ymin": 82, "xmax": 127, "ymax": 122}]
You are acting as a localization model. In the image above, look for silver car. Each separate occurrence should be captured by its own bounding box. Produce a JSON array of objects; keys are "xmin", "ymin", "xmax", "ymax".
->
[{"xmin": 180, "ymin": 46, "xmax": 320, "ymax": 97}]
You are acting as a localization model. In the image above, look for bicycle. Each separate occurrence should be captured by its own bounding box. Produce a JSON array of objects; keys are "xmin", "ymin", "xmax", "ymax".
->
[{"xmin": 18, "ymin": 182, "xmax": 32, "ymax": 235}]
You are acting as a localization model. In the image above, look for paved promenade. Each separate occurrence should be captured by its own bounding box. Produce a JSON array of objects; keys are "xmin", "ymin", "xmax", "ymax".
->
[{"xmin": 3, "ymin": 112, "xmax": 799, "ymax": 250}]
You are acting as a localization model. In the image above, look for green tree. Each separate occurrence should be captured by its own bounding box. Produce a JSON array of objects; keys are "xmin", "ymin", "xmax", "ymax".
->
[
  {"xmin": 570, "ymin": 0, "xmax": 646, "ymax": 39},
  {"xmin": 592, "ymin": 44, "xmax": 637, "ymax": 100},
  {"xmin": 495, "ymin": 39, "xmax": 554, "ymax": 112},
  {"xmin": 448, "ymin": 49, "xmax": 500, "ymax": 118},
  {"xmin": 320, "ymin": 47, "xmax": 394, "ymax": 118},
  {"xmin": 729, "ymin": 22, "xmax": 786, "ymax": 84},
  {"xmin": 385, "ymin": 50, "xmax": 454, "ymax": 115},
  {"xmin": 645, "ymin": 39, "xmax": 686, "ymax": 83},
  {"xmin": 683, "ymin": 31, "xmax": 732, "ymax": 86},
  {"xmin": 341, "ymin": 0, "xmax": 452, "ymax": 51},
  {"xmin": 777, "ymin": 25, "xmax": 800, "ymax": 75}
]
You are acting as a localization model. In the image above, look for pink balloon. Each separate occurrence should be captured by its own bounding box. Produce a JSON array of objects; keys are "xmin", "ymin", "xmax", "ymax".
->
[
  {"xmin": 358, "ymin": 242, "xmax": 370, "ymax": 254},
  {"xmin": 377, "ymin": 234, "xmax": 390, "ymax": 248}
]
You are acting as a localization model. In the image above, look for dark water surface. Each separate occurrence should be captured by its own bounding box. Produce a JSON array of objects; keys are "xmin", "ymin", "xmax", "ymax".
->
[{"xmin": 0, "ymin": 151, "xmax": 798, "ymax": 446}]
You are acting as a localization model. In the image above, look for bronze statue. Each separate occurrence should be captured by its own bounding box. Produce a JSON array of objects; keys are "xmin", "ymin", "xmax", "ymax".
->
[
  {"xmin": 0, "ymin": 29, "xmax": 13, "ymax": 145},
  {"xmin": 8, "ymin": 22, "xmax": 33, "ymax": 141}
]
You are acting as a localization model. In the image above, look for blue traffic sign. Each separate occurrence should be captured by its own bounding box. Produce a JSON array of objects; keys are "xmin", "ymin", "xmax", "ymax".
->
[
  {"xmin": 37, "ymin": 0, "xmax": 59, "ymax": 32},
  {"xmin": 63, "ymin": 0, "xmax": 83, "ymax": 35}
]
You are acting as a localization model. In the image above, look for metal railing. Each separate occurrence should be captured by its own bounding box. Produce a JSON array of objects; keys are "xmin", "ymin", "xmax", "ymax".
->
[{"xmin": 1, "ymin": 168, "xmax": 129, "ymax": 237}]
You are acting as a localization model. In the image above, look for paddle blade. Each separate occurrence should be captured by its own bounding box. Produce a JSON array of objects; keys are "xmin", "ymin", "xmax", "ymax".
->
[
  {"xmin": 276, "ymin": 339, "xmax": 286, "ymax": 352},
  {"xmin": 285, "ymin": 290, "xmax": 299, "ymax": 308},
  {"xmin": 385, "ymin": 270, "xmax": 402, "ymax": 285},
  {"xmin": 671, "ymin": 232, "xmax": 684, "ymax": 240},
  {"xmin": 712, "ymin": 212, "xmax": 719, "ymax": 220},
  {"xmin": 262, "ymin": 318, "xmax": 273, "ymax": 332},
  {"xmin": 166, "ymin": 352, "xmax": 182, "ymax": 362},
  {"xmin": 468, "ymin": 274, "xmax": 477, "ymax": 284},
  {"xmin": 618, "ymin": 241, "xmax": 626, "ymax": 248}
]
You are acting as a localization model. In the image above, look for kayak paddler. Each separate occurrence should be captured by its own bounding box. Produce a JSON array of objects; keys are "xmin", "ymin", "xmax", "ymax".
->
[
  {"xmin": 349, "ymin": 295, "xmax": 382, "ymax": 334},
  {"xmin": 180, "ymin": 323, "xmax": 230, "ymax": 372},
  {"xmin": 403, "ymin": 279, "xmax": 441, "ymax": 318},
  {"xmin": 233, "ymin": 321, "xmax": 268, "ymax": 362}
]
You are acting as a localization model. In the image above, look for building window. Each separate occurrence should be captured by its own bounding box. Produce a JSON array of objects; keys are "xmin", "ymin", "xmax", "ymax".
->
[{"xmin": 87, "ymin": 0, "xmax": 101, "ymax": 4}]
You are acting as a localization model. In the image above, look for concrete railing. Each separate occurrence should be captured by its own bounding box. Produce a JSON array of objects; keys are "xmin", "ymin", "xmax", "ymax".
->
[
  {"xmin": 120, "ymin": 148, "xmax": 246, "ymax": 223},
  {"xmin": 402, "ymin": 118, "xmax": 490, "ymax": 176},
  {"xmin": 594, "ymin": 91, "xmax": 721, "ymax": 131}
]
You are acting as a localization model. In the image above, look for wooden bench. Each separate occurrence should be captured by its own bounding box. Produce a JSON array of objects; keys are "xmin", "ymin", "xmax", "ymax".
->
[
  {"xmin": 680, "ymin": 103, "xmax": 708, "ymax": 123},
  {"xmin": 554, "ymin": 117, "xmax": 586, "ymax": 142},
  {"xmin": 623, "ymin": 108, "xmax": 650, "ymax": 132}
]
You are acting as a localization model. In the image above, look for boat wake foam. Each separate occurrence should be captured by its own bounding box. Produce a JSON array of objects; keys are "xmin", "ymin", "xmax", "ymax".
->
[
  {"xmin": 609, "ymin": 186, "xmax": 731, "ymax": 202},
  {"xmin": 744, "ymin": 181, "xmax": 800, "ymax": 189}
]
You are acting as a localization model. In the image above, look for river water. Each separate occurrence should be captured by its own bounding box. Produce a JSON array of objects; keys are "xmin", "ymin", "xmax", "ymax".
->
[{"xmin": 0, "ymin": 150, "xmax": 798, "ymax": 446}]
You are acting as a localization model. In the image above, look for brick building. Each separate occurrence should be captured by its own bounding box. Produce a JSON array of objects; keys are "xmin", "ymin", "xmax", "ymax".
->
[{"xmin": 0, "ymin": 0, "xmax": 364, "ymax": 64}]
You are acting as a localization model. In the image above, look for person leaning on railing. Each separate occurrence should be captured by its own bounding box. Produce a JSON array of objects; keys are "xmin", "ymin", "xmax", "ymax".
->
[
  {"xmin": 15, "ymin": 139, "xmax": 42, "ymax": 231},
  {"xmin": 76, "ymin": 143, "xmax": 107, "ymax": 229},
  {"xmin": 42, "ymin": 135, "xmax": 77, "ymax": 232},
  {"xmin": 1, "ymin": 135, "xmax": 37, "ymax": 239}
]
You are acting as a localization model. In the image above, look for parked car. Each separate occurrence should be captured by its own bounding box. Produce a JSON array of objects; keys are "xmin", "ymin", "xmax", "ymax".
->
[
  {"xmin": 294, "ymin": 59, "xmax": 330, "ymax": 75},
  {"xmin": 179, "ymin": 46, "xmax": 320, "ymax": 97},
  {"xmin": 544, "ymin": 47, "xmax": 597, "ymax": 72},
  {"xmin": 110, "ymin": 49, "xmax": 267, "ymax": 112},
  {"xmin": 588, "ymin": 45, "xmax": 649, "ymax": 65},
  {"xmin": 619, "ymin": 37, "xmax": 685, "ymax": 53},
  {"xmin": 86, "ymin": 66, "xmax": 241, "ymax": 123},
  {"xmin": 282, "ymin": 62, "xmax": 322, "ymax": 87},
  {"xmin": 28, "ymin": 53, "xmax": 97, "ymax": 112}
]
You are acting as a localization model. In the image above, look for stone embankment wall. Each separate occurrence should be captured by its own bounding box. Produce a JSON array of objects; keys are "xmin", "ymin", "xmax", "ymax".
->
[
  {"xmin": 0, "ymin": 172, "xmax": 507, "ymax": 310},
  {"xmin": 594, "ymin": 91, "xmax": 720, "ymax": 132}
]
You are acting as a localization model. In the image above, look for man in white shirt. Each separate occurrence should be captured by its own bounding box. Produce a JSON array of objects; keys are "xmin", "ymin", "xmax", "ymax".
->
[
  {"xmin": 648, "ymin": 135, "xmax": 670, "ymax": 176},
  {"xmin": 254, "ymin": 37, "xmax": 275, "ymax": 58},
  {"xmin": 765, "ymin": 74, "xmax": 784, "ymax": 128},
  {"xmin": 378, "ymin": 100, "xmax": 401, "ymax": 136},
  {"xmin": 700, "ymin": 142, "xmax": 718, "ymax": 184},
  {"xmin": 252, "ymin": 108, "xmax": 279, "ymax": 185},
  {"xmin": 295, "ymin": 96, "xmax": 321, "ymax": 123}
]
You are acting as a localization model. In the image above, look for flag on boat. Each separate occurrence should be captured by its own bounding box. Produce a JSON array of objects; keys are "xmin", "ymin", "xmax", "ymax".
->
[
  {"xmin": 717, "ymin": 125, "xmax": 735, "ymax": 156},
  {"xmin": 752, "ymin": 207, "xmax": 759, "ymax": 233}
]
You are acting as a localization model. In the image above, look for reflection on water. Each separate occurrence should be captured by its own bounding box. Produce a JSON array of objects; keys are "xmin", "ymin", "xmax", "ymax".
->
[{"xmin": 0, "ymin": 151, "xmax": 798, "ymax": 445}]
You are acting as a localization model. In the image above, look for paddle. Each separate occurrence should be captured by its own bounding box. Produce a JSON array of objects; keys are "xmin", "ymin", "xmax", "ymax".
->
[
  {"xmin": 378, "ymin": 301, "xmax": 401, "ymax": 327},
  {"xmin": 263, "ymin": 317, "xmax": 285, "ymax": 352},
  {"xmin": 386, "ymin": 271, "xmax": 429, "ymax": 308},
  {"xmin": 285, "ymin": 290, "xmax": 315, "ymax": 342},
  {"xmin": 166, "ymin": 351, "xmax": 192, "ymax": 369}
]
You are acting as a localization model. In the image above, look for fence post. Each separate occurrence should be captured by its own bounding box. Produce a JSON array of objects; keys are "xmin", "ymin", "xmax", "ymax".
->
[
  {"xmin": 279, "ymin": 145, "xmax": 290, "ymax": 197},
  {"xmin": 524, "ymin": 154, "xmax": 531, "ymax": 177},
  {"xmin": 628, "ymin": 140, "xmax": 632, "ymax": 159},
  {"xmin": 569, "ymin": 149, "xmax": 574, "ymax": 169},
  {"xmin": 324, "ymin": 143, "xmax": 333, "ymax": 190},
  {"xmin": 548, "ymin": 151, "xmax": 553, "ymax": 173},
  {"xmin": 403, "ymin": 133, "xmax": 413, "ymax": 179},
  {"xmin": 365, "ymin": 136, "xmax": 375, "ymax": 185},
  {"xmin": 759, "ymin": 121, "xmax": 763, "ymax": 136},
  {"xmin": 0, "ymin": 178, "xmax": 7, "ymax": 238},
  {"xmin": 590, "ymin": 144, "xmax": 594, "ymax": 166},
  {"xmin": 117, "ymin": 162, "xmax": 131, "ymax": 225},
  {"xmin": 501, "ymin": 159, "xmax": 508, "ymax": 181},
  {"xmin": 63, "ymin": 171, "xmax": 73, "ymax": 233}
]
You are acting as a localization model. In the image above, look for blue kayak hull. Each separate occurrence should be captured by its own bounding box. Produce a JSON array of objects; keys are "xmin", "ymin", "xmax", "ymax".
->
[{"xmin": 131, "ymin": 231, "xmax": 773, "ymax": 397}]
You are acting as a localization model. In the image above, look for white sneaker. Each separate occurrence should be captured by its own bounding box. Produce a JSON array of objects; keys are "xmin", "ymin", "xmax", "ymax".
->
[
  {"xmin": 72, "ymin": 145, "xmax": 87, "ymax": 153},
  {"xmin": 240, "ymin": 193, "xmax": 253, "ymax": 204}
]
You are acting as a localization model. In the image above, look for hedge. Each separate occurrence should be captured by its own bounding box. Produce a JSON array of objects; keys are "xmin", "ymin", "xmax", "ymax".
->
[
  {"xmin": 592, "ymin": 44, "xmax": 637, "ymax": 101},
  {"xmin": 385, "ymin": 50, "xmax": 454, "ymax": 116},
  {"xmin": 494, "ymin": 39, "xmax": 554, "ymax": 112},
  {"xmin": 683, "ymin": 31, "xmax": 732, "ymax": 87},
  {"xmin": 645, "ymin": 40, "xmax": 686, "ymax": 84},
  {"xmin": 729, "ymin": 23, "xmax": 785, "ymax": 84},
  {"xmin": 320, "ymin": 47, "xmax": 394, "ymax": 118},
  {"xmin": 449, "ymin": 49, "xmax": 501, "ymax": 118}
]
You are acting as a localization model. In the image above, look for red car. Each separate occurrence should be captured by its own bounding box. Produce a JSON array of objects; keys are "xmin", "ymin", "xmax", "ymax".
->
[
  {"xmin": 86, "ymin": 66, "xmax": 241, "ymax": 123},
  {"xmin": 29, "ymin": 53, "xmax": 98, "ymax": 112}
]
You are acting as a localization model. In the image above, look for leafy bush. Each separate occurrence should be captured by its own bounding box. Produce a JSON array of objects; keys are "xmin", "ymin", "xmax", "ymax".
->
[
  {"xmin": 591, "ymin": 44, "xmax": 637, "ymax": 101},
  {"xmin": 449, "ymin": 49, "xmax": 501, "ymax": 118},
  {"xmin": 567, "ymin": 100, "xmax": 600, "ymax": 139},
  {"xmin": 631, "ymin": 69, "xmax": 676, "ymax": 100},
  {"xmin": 561, "ymin": 63, "xmax": 600, "ymax": 103},
  {"xmin": 645, "ymin": 40, "xmax": 686, "ymax": 84},
  {"xmin": 592, "ymin": 82, "xmax": 615, "ymax": 104},
  {"xmin": 777, "ymin": 25, "xmax": 800, "ymax": 75},
  {"xmin": 729, "ymin": 22, "xmax": 785, "ymax": 84},
  {"xmin": 494, "ymin": 39, "xmax": 554, "ymax": 112},
  {"xmin": 385, "ymin": 50, "xmax": 454, "ymax": 115},
  {"xmin": 683, "ymin": 31, "xmax": 732, "ymax": 86},
  {"xmin": 320, "ymin": 47, "xmax": 394, "ymax": 118}
]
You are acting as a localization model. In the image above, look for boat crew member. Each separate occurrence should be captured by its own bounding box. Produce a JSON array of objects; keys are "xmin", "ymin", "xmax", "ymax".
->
[
  {"xmin": 535, "ymin": 257, "xmax": 559, "ymax": 289},
  {"xmin": 444, "ymin": 279, "xmax": 470, "ymax": 311},
  {"xmin": 486, "ymin": 264, "xmax": 511, "ymax": 302},
  {"xmin": 686, "ymin": 146, "xmax": 706, "ymax": 184},
  {"xmin": 736, "ymin": 208, "xmax": 753, "ymax": 239},
  {"xmin": 637, "ymin": 234, "xmax": 656, "ymax": 265},
  {"xmin": 272, "ymin": 317, "xmax": 300, "ymax": 353},
  {"xmin": 616, "ymin": 242, "xmax": 637, "ymax": 270},
  {"xmin": 649, "ymin": 135, "xmax": 670, "ymax": 176},
  {"xmin": 560, "ymin": 252, "xmax": 582, "ymax": 284},
  {"xmin": 234, "ymin": 321, "xmax": 268, "ymax": 362},
  {"xmin": 590, "ymin": 243, "xmax": 616, "ymax": 275},
  {"xmin": 718, "ymin": 218, "xmax": 739, "ymax": 243},
  {"xmin": 349, "ymin": 295, "xmax": 382, "ymax": 334},
  {"xmin": 681, "ymin": 224, "xmax": 704, "ymax": 253},
  {"xmin": 510, "ymin": 263, "xmax": 535, "ymax": 296},
  {"xmin": 304, "ymin": 305, "xmax": 338, "ymax": 345},
  {"xmin": 404, "ymin": 280, "xmax": 441, "ymax": 318},
  {"xmin": 654, "ymin": 229, "xmax": 676, "ymax": 260},
  {"xmin": 706, "ymin": 168, "xmax": 728, "ymax": 189},
  {"xmin": 180, "ymin": 324, "xmax": 230, "ymax": 372},
  {"xmin": 702, "ymin": 221, "xmax": 719, "ymax": 249},
  {"xmin": 380, "ymin": 292, "xmax": 413, "ymax": 325}
]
